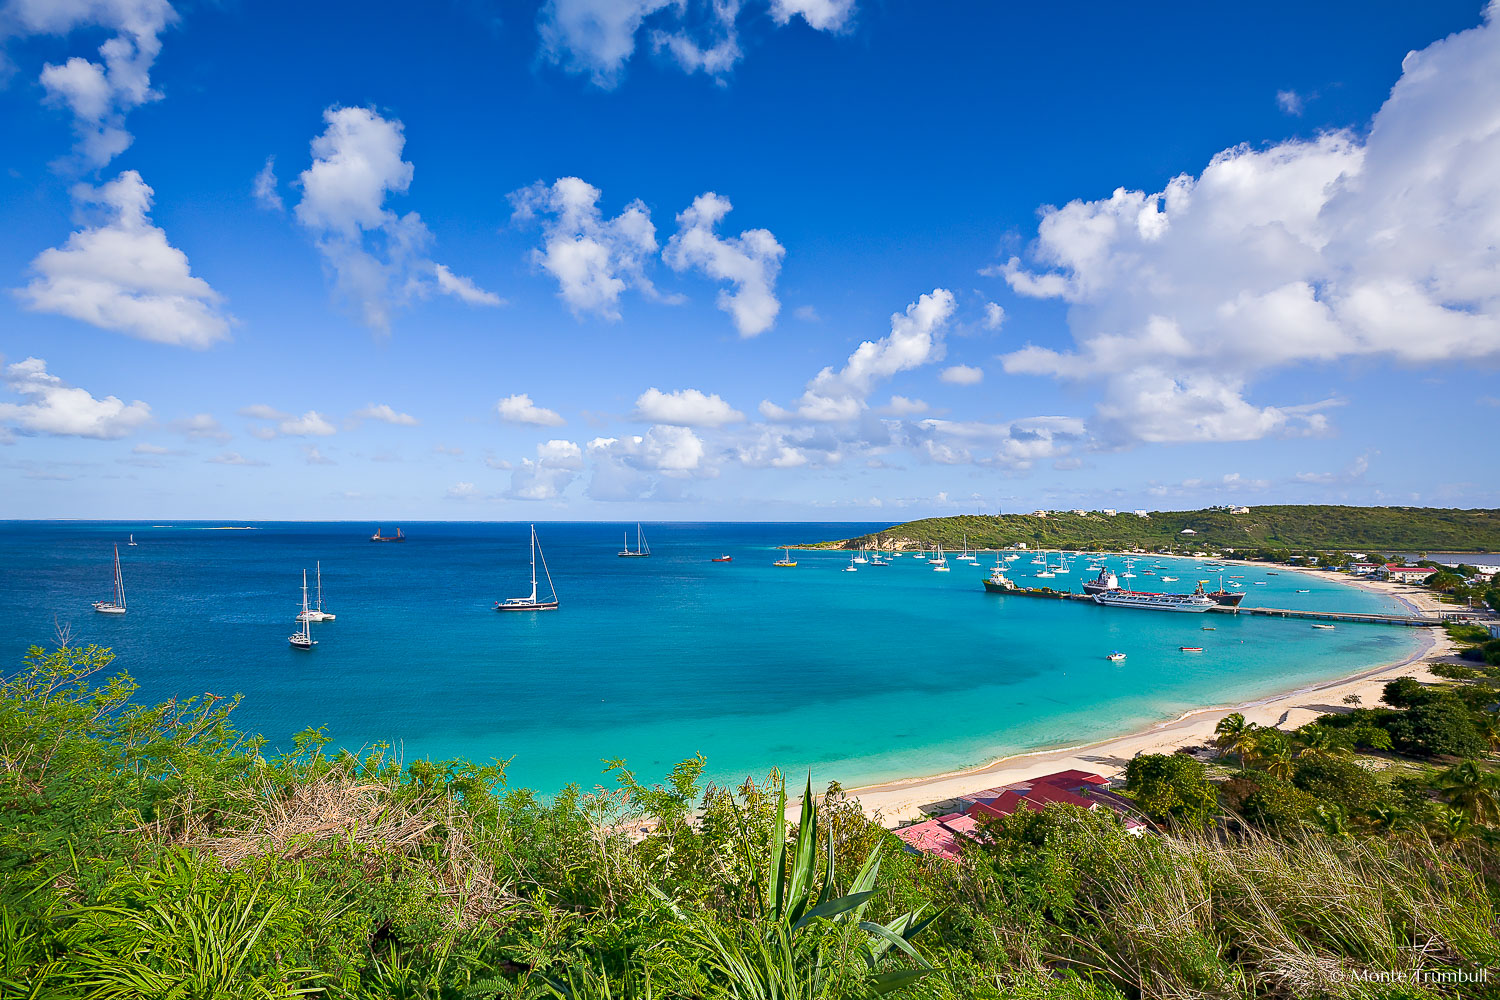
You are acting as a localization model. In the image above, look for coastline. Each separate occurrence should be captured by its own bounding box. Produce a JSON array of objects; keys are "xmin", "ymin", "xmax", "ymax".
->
[{"xmin": 843, "ymin": 564, "xmax": 1461, "ymax": 825}]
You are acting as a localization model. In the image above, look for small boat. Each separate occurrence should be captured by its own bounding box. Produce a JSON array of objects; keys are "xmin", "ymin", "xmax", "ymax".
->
[
  {"xmin": 1035, "ymin": 569, "xmax": 1055, "ymax": 579},
  {"xmin": 1201, "ymin": 626, "xmax": 1216, "ymax": 631},
  {"xmin": 1267, "ymin": 572, "xmax": 1279, "ymax": 576},
  {"xmin": 370, "ymin": 526, "xmax": 405, "ymax": 543},
  {"xmin": 1161, "ymin": 576, "xmax": 1178, "ymax": 582},
  {"xmin": 290, "ymin": 570, "xmax": 317, "ymax": 649},
  {"xmin": 92, "ymin": 543, "xmax": 127, "ymax": 614},
  {"xmin": 1254, "ymin": 582, "xmax": 1267, "ymax": 586},
  {"xmin": 618, "ymin": 523, "xmax": 650, "ymax": 558},
  {"xmin": 1296, "ymin": 589, "xmax": 1310, "ymax": 594},
  {"xmin": 843, "ymin": 556, "xmax": 858, "ymax": 573},
  {"xmin": 298, "ymin": 561, "xmax": 336, "ymax": 622},
  {"xmin": 1106, "ymin": 651, "xmax": 1126, "ymax": 662},
  {"xmin": 774, "ymin": 547, "xmax": 798, "ymax": 568},
  {"xmin": 496, "ymin": 525, "xmax": 560, "ymax": 611},
  {"xmin": 1179, "ymin": 646, "xmax": 1204, "ymax": 652},
  {"xmin": 711, "ymin": 554, "xmax": 733, "ymax": 562},
  {"xmin": 127, "ymin": 534, "xmax": 137, "ymax": 546},
  {"xmin": 1312, "ymin": 623, "xmax": 1336, "ymax": 630},
  {"xmin": 1142, "ymin": 570, "xmax": 1156, "ymax": 576},
  {"xmin": 1229, "ymin": 582, "xmax": 1243, "ymax": 588}
]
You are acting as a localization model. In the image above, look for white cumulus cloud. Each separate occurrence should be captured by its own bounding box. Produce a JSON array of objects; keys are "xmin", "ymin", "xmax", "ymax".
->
[
  {"xmin": 0, "ymin": 356, "xmax": 151, "ymax": 439},
  {"xmin": 293, "ymin": 107, "xmax": 499, "ymax": 332},
  {"xmin": 14, "ymin": 0, "xmax": 177, "ymax": 168},
  {"xmin": 496, "ymin": 393, "xmax": 566, "ymax": 427},
  {"xmin": 998, "ymin": 7, "xmax": 1500, "ymax": 446},
  {"xmin": 763, "ymin": 288, "xmax": 955, "ymax": 421},
  {"xmin": 510, "ymin": 177, "xmax": 663, "ymax": 320},
  {"xmin": 507, "ymin": 438, "xmax": 583, "ymax": 499},
  {"xmin": 352, "ymin": 403, "xmax": 418, "ymax": 426},
  {"xmin": 18, "ymin": 171, "xmax": 233, "ymax": 348},
  {"xmin": 537, "ymin": 0, "xmax": 855, "ymax": 88},
  {"xmin": 632, "ymin": 387, "xmax": 743, "ymax": 426},
  {"xmin": 252, "ymin": 156, "xmax": 282, "ymax": 210},
  {"xmin": 940, "ymin": 364, "xmax": 983, "ymax": 385},
  {"xmin": 664, "ymin": 192, "xmax": 784, "ymax": 337}
]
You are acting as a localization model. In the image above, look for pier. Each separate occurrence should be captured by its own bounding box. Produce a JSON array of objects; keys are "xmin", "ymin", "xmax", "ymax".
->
[
  {"xmin": 1042, "ymin": 592, "xmax": 1449, "ymax": 627},
  {"xmin": 1205, "ymin": 605, "xmax": 1446, "ymax": 627}
]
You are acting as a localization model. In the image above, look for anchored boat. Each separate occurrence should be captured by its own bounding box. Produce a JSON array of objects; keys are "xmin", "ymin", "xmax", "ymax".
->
[{"xmin": 496, "ymin": 525, "xmax": 559, "ymax": 611}]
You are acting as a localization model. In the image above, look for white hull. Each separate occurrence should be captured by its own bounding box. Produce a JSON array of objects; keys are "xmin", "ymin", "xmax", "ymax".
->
[
  {"xmin": 93, "ymin": 602, "xmax": 126, "ymax": 614},
  {"xmin": 1092, "ymin": 591, "xmax": 1214, "ymax": 613}
]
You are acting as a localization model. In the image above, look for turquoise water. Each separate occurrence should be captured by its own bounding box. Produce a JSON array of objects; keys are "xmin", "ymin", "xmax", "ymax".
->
[{"xmin": 0, "ymin": 522, "xmax": 1425, "ymax": 792}]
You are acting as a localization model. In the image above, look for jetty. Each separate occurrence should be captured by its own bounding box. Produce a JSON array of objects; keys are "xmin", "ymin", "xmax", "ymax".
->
[
  {"xmin": 1005, "ymin": 591, "xmax": 1453, "ymax": 628},
  {"xmin": 1204, "ymin": 604, "xmax": 1450, "ymax": 627}
]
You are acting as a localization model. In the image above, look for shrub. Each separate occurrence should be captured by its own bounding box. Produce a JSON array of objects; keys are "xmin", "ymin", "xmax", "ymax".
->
[
  {"xmin": 1387, "ymin": 696, "xmax": 1488, "ymax": 758},
  {"xmin": 1122, "ymin": 754, "xmax": 1217, "ymax": 829},
  {"xmin": 1292, "ymin": 756, "xmax": 1381, "ymax": 813}
]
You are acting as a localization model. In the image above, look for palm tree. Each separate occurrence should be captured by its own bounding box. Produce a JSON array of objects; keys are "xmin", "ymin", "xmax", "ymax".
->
[
  {"xmin": 1296, "ymin": 726, "xmax": 1351, "ymax": 763},
  {"xmin": 1214, "ymin": 712, "xmax": 1258, "ymax": 766},
  {"xmin": 1424, "ymin": 803, "xmax": 1474, "ymax": 842},
  {"xmin": 1436, "ymin": 761, "xmax": 1500, "ymax": 826},
  {"xmin": 1477, "ymin": 713, "xmax": 1500, "ymax": 753}
]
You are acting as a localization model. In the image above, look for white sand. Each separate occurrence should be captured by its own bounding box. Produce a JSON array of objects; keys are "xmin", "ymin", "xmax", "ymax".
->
[{"xmin": 841, "ymin": 563, "xmax": 1464, "ymax": 825}]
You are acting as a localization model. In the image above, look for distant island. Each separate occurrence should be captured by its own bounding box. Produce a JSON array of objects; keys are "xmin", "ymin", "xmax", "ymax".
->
[{"xmin": 819, "ymin": 505, "xmax": 1500, "ymax": 554}]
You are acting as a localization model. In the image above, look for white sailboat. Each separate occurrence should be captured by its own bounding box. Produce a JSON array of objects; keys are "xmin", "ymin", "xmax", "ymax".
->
[
  {"xmin": 843, "ymin": 554, "xmax": 859, "ymax": 573},
  {"xmin": 298, "ymin": 561, "xmax": 336, "ymax": 622},
  {"xmin": 497, "ymin": 525, "xmax": 560, "ymax": 611},
  {"xmin": 92, "ymin": 544, "xmax": 127, "ymax": 614},
  {"xmin": 931, "ymin": 544, "xmax": 950, "ymax": 572},
  {"xmin": 127, "ymin": 534, "xmax": 137, "ymax": 546},
  {"xmin": 618, "ymin": 523, "xmax": 650, "ymax": 558},
  {"xmin": 852, "ymin": 547, "xmax": 868, "ymax": 564},
  {"xmin": 289, "ymin": 570, "xmax": 316, "ymax": 649}
]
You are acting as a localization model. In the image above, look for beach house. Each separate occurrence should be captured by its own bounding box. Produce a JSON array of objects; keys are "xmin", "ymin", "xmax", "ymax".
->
[
  {"xmin": 894, "ymin": 770, "xmax": 1146, "ymax": 860},
  {"xmin": 1380, "ymin": 564, "xmax": 1435, "ymax": 583}
]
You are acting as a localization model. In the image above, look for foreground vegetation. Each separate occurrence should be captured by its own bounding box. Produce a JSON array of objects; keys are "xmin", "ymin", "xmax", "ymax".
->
[
  {"xmin": 3, "ymin": 642, "xmax": 1500, "ymax": 998},
  {"xmin": 827, "ymin": 506, "xmax": 1500, "ymax": 555}
]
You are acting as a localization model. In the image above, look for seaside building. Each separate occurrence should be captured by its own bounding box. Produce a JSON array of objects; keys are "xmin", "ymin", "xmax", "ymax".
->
[
  {"xmin": 1347, "ymin": 561, "xmax": 1380, "ymax": 575},
  {"xmin": 1380, "ymin": 564, "xmax": 1435, "ymax": 584},
  {"xmin": 896, "ymin": 770, "xmax": 1146, "ymax": 860}
]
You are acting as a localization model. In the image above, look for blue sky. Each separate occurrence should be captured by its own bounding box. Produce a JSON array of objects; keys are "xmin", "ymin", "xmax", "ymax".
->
[{"xmin": 1, "ymin": 0, "xmax": 1496, "ymax": 520}]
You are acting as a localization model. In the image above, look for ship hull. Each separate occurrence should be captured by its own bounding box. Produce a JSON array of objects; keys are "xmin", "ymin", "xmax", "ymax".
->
[{"xmin": 1092, "ymin": 592, "xmax": 1214, "ymax": 613}]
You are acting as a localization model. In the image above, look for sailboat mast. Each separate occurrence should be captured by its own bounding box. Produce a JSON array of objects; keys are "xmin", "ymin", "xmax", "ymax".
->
[
  {"xmin": 530, "ymin": 525, "xmax": 539, "ymax": 602},
  {"xmin": 300, "ymin": 570, "xmax": 311, "ymax": 639},
  {"xmin": 315, "ymin": 561, "xmax": 323, "ymax": 612},
  {"xmin": 114, "ymin": 543, "xmax": 125, "ymax": 609}
]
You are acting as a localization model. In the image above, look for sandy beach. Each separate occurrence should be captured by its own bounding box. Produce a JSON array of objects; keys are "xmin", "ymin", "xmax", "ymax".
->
[{"xmin": 846, "ymin": 563, "xmax": 1466, "ymax": 825}]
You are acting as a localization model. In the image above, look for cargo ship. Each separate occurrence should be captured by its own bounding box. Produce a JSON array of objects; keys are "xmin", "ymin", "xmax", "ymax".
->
[{"xmin": 370, "ymin": 526, "xmax": 405, "ymax": 542}]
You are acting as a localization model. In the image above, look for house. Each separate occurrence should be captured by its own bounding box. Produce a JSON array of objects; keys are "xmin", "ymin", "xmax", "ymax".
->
[
  {"xmin": 1070, "ymin": 509, "xmax": 1089, "ymax": 516},
  {"xmin": 1228, "ymin": 506, "xmax": 1250, "ymax": 514},
  {"xmin": 891, "ymin": 817, "xmax": 964, "ymax": 861},
  {"xmin": 1031, "ymin": 510, "xmax": 1049, "ymax": 518},
  {"xmin": 1179, "ymin": 528, "xmax": 1197, "ymax": 535},
  {"xmin": 1380, "ymin": 564, "xmax": 1434, "ymax": 583},
  {"xmin": 1134, "ymin": 510, "xmax": 1150, "ymax": 518},
  {"xmin": 1347, "ymin": 561, "xmax": 1379, "ymax": 576},
  {"xmin": 1101, "ymin": 509, "xmax": 1117, "ymax": 516}
]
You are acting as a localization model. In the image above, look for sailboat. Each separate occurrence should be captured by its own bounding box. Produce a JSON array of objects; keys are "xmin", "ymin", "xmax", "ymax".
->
[
  {"xmin": 289, "ymin": 570, "xmax": 316, "ymax": 649},
  {"xmin": 774, "ymin": 547, "xmax": 798, "ymax": 568},
  {"xmin": 852, "ymin": 547, "xmax": 868, "ymax": 564},
  {"xmin": 931, "ymin": 544, "xmax": 950, "ymax": 572},
  {"xmin": 618, "ymin": 523, "xmax": 650, "ymax": 558},
  {"xmin": 843, "ymin": 554, "xmax": 858, "ymax": 573},
  {"xmin": 298, "ymin": 561, "xmax": 336, "ymax": 622},
  {"xmin": 127, "ymin": 534, "xmax": 137, "ymax": 546},
  {"xmin": 92, "ymin": 544, "xmax": 127, "ymax": 614},
  {"xmin": 496, "ymin": 525, "xmax": 560, "ymax": 611}
]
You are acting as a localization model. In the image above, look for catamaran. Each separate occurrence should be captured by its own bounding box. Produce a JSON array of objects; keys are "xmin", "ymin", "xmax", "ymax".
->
[
  {"xmin": 298, "ymin": 561, "xmax": 336, "ymax": 622},
  {"xmin": 93, "ymin": 544, "xmax": 127, "ymax": 614},
  {"xmin": 497, "ymin": 525, "xmax": 559, "ymax": 611},
  {"xmin": 289, "ymin": 570, "xmax": 316, "ymax": 649},
  {"xmin": 618, "ymin": 523, "xmax": 650, "ymax": 558}
]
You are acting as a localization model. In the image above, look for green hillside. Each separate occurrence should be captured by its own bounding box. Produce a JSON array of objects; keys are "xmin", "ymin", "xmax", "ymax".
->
[{"xmin": 823, "ymin": 505, "xmax": 1500, "ymax": 554}]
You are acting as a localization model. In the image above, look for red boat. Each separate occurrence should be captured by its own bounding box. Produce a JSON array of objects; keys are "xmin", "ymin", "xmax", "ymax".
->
[
  {"xmin": 711, "ymin": 554, "xmax": 733, "ymax": 562},
  {"xmin": 371, "ymin": 526, "xmax": 405, "ymax": 542}
]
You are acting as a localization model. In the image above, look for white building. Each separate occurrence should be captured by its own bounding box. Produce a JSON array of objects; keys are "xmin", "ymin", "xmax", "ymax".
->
[
  {"xmin": 1134, "ymin": 510, "xmax": 1150, "ymax": 518},
  {"xmin": 1180, "ymin": 528, "xmax": 1197, "ymax": 535},
  {"xmin": 1101, "ymin": 509, "xmax": 1117, "ymax": 516}
]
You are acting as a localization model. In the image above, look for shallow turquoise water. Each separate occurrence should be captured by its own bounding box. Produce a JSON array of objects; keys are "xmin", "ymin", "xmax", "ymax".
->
[{"xmin": 0, "ymin": 522, "xmax": 1424, "ymax": 792}]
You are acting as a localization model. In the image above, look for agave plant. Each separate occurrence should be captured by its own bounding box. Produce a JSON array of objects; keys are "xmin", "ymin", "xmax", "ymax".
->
[{"xmin": 663, "ymin": 774, "xmax": 936, "ymax": 998}]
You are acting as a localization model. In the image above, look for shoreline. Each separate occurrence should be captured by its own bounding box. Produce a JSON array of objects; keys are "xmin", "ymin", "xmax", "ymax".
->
[{"xmin": 840, "ymin": 562, "xmax": 1463, "ymax": 825}]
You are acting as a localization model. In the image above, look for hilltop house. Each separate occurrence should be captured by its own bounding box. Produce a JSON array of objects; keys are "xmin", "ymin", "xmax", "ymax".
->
[{"xmin": 1180, "ymin": 528, "xmax": 1197, "ymax": 535}]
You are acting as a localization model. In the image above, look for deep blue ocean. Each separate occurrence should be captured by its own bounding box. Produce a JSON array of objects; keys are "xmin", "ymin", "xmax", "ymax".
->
[{"xmin": 0, "ymin": 521, "xmax": 1424, "ymax": 793}]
